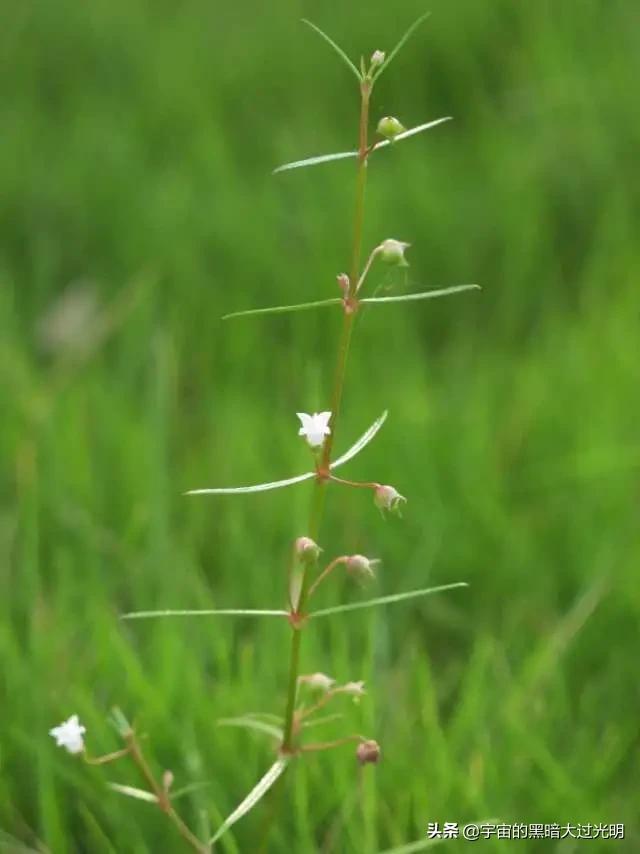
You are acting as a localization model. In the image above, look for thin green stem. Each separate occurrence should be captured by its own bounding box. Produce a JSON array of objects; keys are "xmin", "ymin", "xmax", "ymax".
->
[
  {"xmin": 125, "ymin": 733, "xmax": 208, "ymax": 853},
  {"xmin": 299, "ymin": 734, "xmax": 363, "ymax": 753},
  {"xmin": 281, "ymin": 79, "xmax": 371, "ymax": 754},
  {"xmin": 329, "ymin": 474, "xmax": 379, "ymax": 490},
  {"xmin": 308, "ymin": 556, "xmax": 347, "ymax": 598}
]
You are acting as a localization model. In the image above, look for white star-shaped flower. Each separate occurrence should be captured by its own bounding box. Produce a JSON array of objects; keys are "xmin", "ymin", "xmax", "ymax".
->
[
  {"xmin": 49, "ymin": 714, "xmax": 86, "ymax": 754},
  {"xmin": 297, "ymin": 411, "xmax": 332, "ymax": 449}
]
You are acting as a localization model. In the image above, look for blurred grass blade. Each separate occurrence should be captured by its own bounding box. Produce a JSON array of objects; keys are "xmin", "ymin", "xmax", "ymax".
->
[
  {"xmin": 223, "ymin": 297, "xmax": 342, "ymax": 320},
  {"xmin": 273, "ymin": 149, "xmax": 356, "ymax": 174},
  {"xmin": 171, "ymin": 781, "xmax": 212, "ymax": 801},
  {"xmin": 361, "ymin": 285, "xmax": 480, "ymax": 306},
  {"xmin": 0, "ymin": 831, "xmax": 44, "ymax": 854},
  {"xmin": 185, "ymin": 471, "xmax": 314, "ymax": 496},
  {"xmin": 209, "ymin": 758, "xmax": 290, "ymax": 845},
  {"xmin": 108, "ymin": 783, "xmax": 158, "ymax": 804},
  {"xmin": 377, "ymin": 840, "xmax": 446, "ymax": 853},
  {"xmin": 301, "ymin": 712, "xmax": 343, "ymax": 729},
  {"xmin": 373, "ymin": 12, "xmax": 431, "ymax": 83},
  {"xmin": 375, "ymin": 117, "xmax": 452, "ymax": 150},
  {"xmin": 378, "ymin": 820, "xmax": 502, "ymax": 853},
  {"xmin": 121, "ymin": 608, "xmax": 288, "ymax": 620},
  {"xmin": 331, "ymin": 410, "xmax": 388, "ymax": 470},
  {"xmin": 217, "ymin": 716, "xmax": 283, "ymax": 740},
  {"xmin": 311, "ymin": 583, "xmax": 468, "ymax": 618},
  {"xmin": 301, "ymin": 19, "xmax": 361, "ymax": 81}
]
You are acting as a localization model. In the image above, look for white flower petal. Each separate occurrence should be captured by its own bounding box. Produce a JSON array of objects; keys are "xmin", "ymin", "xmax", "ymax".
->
[{"xmin": 50, "ymin": 714, "xmax": 86, "ymax": 754}]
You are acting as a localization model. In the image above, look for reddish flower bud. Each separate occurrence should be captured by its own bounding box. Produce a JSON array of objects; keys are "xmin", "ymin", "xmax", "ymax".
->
[{"xmin": 356, "ymin": 739, "xmax": 381, "ymax": 765}]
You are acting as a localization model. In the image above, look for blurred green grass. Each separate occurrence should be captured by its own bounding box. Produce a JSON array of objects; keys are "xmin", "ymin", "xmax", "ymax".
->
[{"xmin": 1, "ymin": 0, "xmax": 639, "ymax": 851}]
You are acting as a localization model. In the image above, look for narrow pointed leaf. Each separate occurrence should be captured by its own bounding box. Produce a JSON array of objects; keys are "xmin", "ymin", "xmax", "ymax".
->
[
  {"xmin": 373, "ymin": 12, "xmax": 431, "ymax": 83},
  {"xmin": 185, "ymin": 411, "xmax": 390, "ymax": 504},
  {"xmin": 361, "ymin": 285, "xmax": 480, "ymax": 306},
  {"xmin": 108, "ymin": 783, "xmax": 158, "ymax": 804},
  {"xmin": 274, "ymin": 118, "xmax": 450, "ymax": 175},
  {"xmin": 186, "ymin": 470, "xmax": 314, "ymax": 496},
  {"xmin": 331, "ymin": 410, "xmax": 388, "ymax": 470},
  {"xmin": 310, "ymin": 582, "xmax": 468, "ymax": 618},
  {"xmin": 301, "ymin": 19, "xmax": 361, "ymax": 81},
  {"xmin": 374, "ymin": 117, "xmax": 452, "ymax": 151},
  {"xmin": 223, "ymin": 297, "xmax": 342, "ymax": 320},
  {"xmin": 121, "ymin": 608, "xmax": 288, "ymax": 620},
  {"xmin": 217, "ymin": 716, "xmax": 283, "ymax": 740},
  {"xmin": 209, "ymin": 758, "xmax": 290, "ymax": 845},
  {"xmin": 273, "ymin": 149, "xmax": 356, "ymax": 174}
]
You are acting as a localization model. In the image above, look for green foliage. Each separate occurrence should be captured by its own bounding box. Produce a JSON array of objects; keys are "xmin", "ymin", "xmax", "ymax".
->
[{"xmin": 1, "ymin": 0, "xmax": 639, "ymax": 851}]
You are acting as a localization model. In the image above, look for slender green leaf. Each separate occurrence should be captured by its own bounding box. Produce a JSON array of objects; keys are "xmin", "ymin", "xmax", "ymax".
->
[
  {"xmin": 217, "ymin": 716, "xmax": 283, "ymax": 740},
  {"xmin": 311, "ymin": 583, "xmax": 468, "ymax": 618},
  {"xmin": 223, "ymin": 297, "xmax": 342, "ymax": 321},
  {"xmin": 185, "ymin": 471, "xmax": 314, "ymax": 496},
  {"xmin": 209, "ymin": 758, "xmax": 290, "ymax": 845},
  {"xmin": 331, "ymin": 410, "xmax": 388, "ymax": 470},
  {"xmin": 108, "ymin": 783, "xmax": 158, "ymax": 804},
  {"xmin": 273, "ymin": 149, "xmax": 356, "ymax": 174},
  {"xmin": 185, "ymin": 412, "xmax": 388, "ymax": 500},
  {"xmin": 361, "ymin": 285, "xmax": 480, "ymax": 306},
  {"xmin": 274, "ymin": 118, "xmax": 450, "ymax": 176},
  {"xmin": 301, "ymin": 19, "xmax": 361, "ymax": 81},
  {"xmin": 121, "ymin": 608, "xmax": 287, "ymax": 620},
  {"xmin": 374, "ymin": 117, "xmax": 452, "ymax": 150},
  {"xmin": 373, "ymin": 12, "xmax": 431, "ymax": 83}
]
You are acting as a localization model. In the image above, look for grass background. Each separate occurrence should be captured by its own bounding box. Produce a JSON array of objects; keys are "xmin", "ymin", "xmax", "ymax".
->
[{"xmin": 1, "ymin": 0, "xmax": 639, "ymax": 851}]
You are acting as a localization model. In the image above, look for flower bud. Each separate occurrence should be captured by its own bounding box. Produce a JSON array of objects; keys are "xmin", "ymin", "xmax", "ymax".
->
[
  {"xmin": 346, "ymin": 554, "xmax": 379, "ymax": 582},
  {"xmin": 298, "ymin": 672, "xmax": 335, "ymax": 692},
  {"xmin": 379, "ymin": 239, "xmax": 410, "ymax": 267},
  {"xmin": 376, "ymin": 116, "xmax": 406, "ymax": 141},
  {"xmin": 295, "ymin": 536, "xmax": 322, "ymax": 564},
  {"xmin": 336, "ymin": 273, "xmax": 350, "ymax": 296},
  {"xmin": 370, "ymin": 50, "xmax": 385, "ymax": 68},
  {"xmin": 356, "ymin": 739, "xmax": 381, "ymax": 765},
  {"xmin": 374, "ymin": 484, "xmax": 407, "ymax": 516},
  {"xmin": 162, "ymin": 770, "xmax": 174, "ymax": 792},
  {"xmin": 339, "ymin": 680, "xmax": 366, "ymax": 697}
]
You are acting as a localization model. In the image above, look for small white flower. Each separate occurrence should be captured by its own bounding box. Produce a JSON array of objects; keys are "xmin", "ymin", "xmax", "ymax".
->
[
  {"xmin": 371, "ymin": 50, "xmax": 385, "ymax": 68},
  {"xmin": 298, "ymin": 672, "xmax": 336, "ymax": 692},
  {"xmin": 378, "ymin": 239, "xmax": 411, "ymax": 267},
  {"xmin": 374, "ymin": 484, "xmax": 407, "ymax": 516},
  {"xmin": 339, "ymin": 680, "xmax": 366, "ymax": 697},
  {"xmin": 297, "ymin": 411, "xmax": 332, "ymax": 449},
  {"xmin": 49, "ymin": 714, "xmax": 86, "ymax": 754}
]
